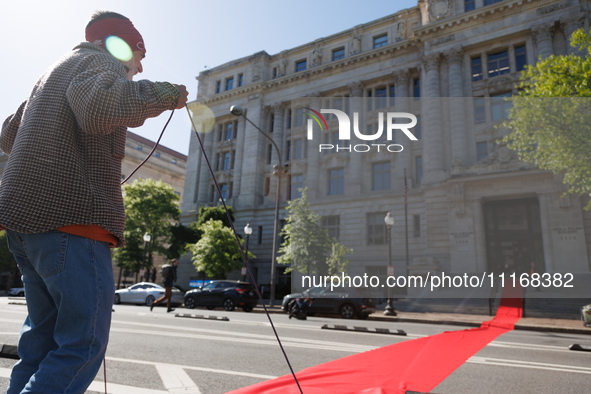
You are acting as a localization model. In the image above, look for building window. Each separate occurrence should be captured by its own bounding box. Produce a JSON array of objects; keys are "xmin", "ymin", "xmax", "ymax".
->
[
  {"xmin": 267, "ymin": 144, "xmax": 273, "ymax": 165},
  {"xmin": 220, "ymin": 184, "xmax": 228, "ymax": 200},
  {"xmin": 216, "ymin": 81, "xmax": 221, "ymax": 94},
  {"xmin": 472, "ymin": 56, "xmax": 483, "ymax": 81},
  {"xmin": 296, "ymin": 59, "xmax": 307, "ymax": 72},
  {"xmin": 172, "ymin": 159, "xmax": 177, "ymax": 164},
  {"xmin": 484, "ymin": 0, "xmax": 503, "ymax": 5},
  {"xmin": 321, "ymin": 215, "xmax": 340, "ymax": 240},
  {"xmin": 332, "ymin": 47, "xmax": 345, "ymax": 61},
  {"xmin": 477, "ymin": 142, "xmax": 488, "ymax": 161},
  {"xmin": 294, "ymin": 140, "xmax": 303, "ymax": 160},
  {"xmin": 226, "ymin": 77, "xmax": 234, "ymax": 91},
  {"xmin": 286, "ymin": 140, "xmax": 291, "ymax": 161},
  {"xmin": 136, "ymin": 145, "xmax": 142, "ymax": 151},
  {"xmin": 269, "ymin": 114, "xmax": 274, "ymax": 133},
  {"xmin": 474, "ymin": 97, "xmax": 486, "ymax": 124},
  {"xmin": 389, "ymin": 85, "xmax": 396, "ymax": 107},
  {"xmin": 214, "ymin": 153, "xmax": 219, "ymax": 171},
  {"xmin": 413, "ymin": 215, "xmax": 421, "ymax": 237},
  {"xmin": 272, "ymin": 68, "xmax": 277, "ymax": 79},
  {"xmin": 373, "ymin": 34, "xmax": 388, "ymax": 49},
  {"xmin": 295, "ymin": 108, "xmax": 304, "ymax": 127},
  {"xmin": 121, "ymin": 174, "xmax": 126, "ymax": 181},
  {"xmin": 367, "ymin": 212, "xmax": 386, "ymax": 245},
  {"xmin": 333, "ymin": 98, "xmax": 343, "ymax": 112},
  {"xmin": 174, "ymin": 191, "xmax": 181, "ymax": 197},
  {"xmin": 376, "ymin": 87, "xmax": 387, "ymax": 109},
  {"xmin": 329, "ymin": 168, "xmax": 344, "ymax": 195},
  {"xmin": 225, "ymin": 123, "xmax": 233, "ymax": 140},
  {"xmin": 416, "ymin": 156, "xmax": 422, "ymax": 184},
  {"xmin": 264, "ymin": 177, "xmax": 270, "ymax": 196},
  {"xmin": 488, "ymin": 50, "xmax": 510, "ymax": 78},
  {"xmin": 515, "ymin": 45, "xmax": 527, "ymax": 72},
  {"xmin": 210, "ymin": 185, "xmax": 215, "ymax": 202},
  {"xmin": 238, "ymin": 74, "xmax": 243, "ymax": 87},
  {"xmin": 372, "ymin": 162, "xmax": 391, "ymax": 191},
  {"xmin": 154, "ymin": 152, "xmax": 160, "ymax": 158},
  {"xmin": 465, "ymin": 0, "xmax": 475, "ymax": 11},
  {"xmin": 291, "ymin": 174, "xmax": 303, "ymax": 200},
  {"xmin": 414, "ymin": 78, "xmax": 420, "ymax": 99},
  {"xmin": 325, "ymin": 131, "xmax": 349, "ymax": 152},
  {"xmin": 287, "ymin": 109, "xmax": 292, "ymax": 129},
  {"xmin": 222, "ymin": 152, "xmax": 231, "ymax": 170},
  {"xmin": 367, "ymin": 89, "xmax": 373, "ymax": 111},
  {"xmin": 257, "ymin": 226, "xmax": 263, "ymax": 244},
  {"xmin": 491, "ymin": 93, "xmax": 512, "ymax": 121}
]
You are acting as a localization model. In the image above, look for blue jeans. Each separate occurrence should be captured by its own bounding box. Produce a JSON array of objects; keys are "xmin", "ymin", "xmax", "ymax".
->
[{"xmin": 5, "ymin": 230, "xmax": 114, "ymax": 394}]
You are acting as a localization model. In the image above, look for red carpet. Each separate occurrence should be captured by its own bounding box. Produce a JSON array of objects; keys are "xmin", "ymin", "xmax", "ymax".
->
[{"xmin": 229, "ymin": 285, "xmax": 522, "ymax": 394}]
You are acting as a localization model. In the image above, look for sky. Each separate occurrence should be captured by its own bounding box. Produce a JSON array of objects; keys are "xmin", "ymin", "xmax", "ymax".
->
[{"xmin": 0, "ymin": 0, "xmax": 418, "ymax": 156}]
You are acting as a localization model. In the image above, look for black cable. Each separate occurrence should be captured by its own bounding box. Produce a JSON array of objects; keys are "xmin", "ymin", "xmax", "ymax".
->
[
  {"xmin": 121, "ymin": 110, "xmax": 175, "ymax": 185},
  {"xmin": 185, "ymin": 105, "xmax": 304, "ymax": 394}
]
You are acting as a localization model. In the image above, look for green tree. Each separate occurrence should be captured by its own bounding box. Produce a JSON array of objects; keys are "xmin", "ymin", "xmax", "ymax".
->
[
  {"xmin": 0, "ymin": 231, "xmax": 18, "ymax": 291},
  {"xmin": 113, "ymin": 179, "xmax": 180, "ymax": 279},
  {"xmin": 188, "ymin": 220, "xmax": 254, "ymax": 279},
  {"xmin": 277, "ymin": 188, "xmax": 352, "ymax": 275},
  {"xmin": 503, "ymin": 29, "xmax": 591, "ymax": 209},
  {"xmin": 196, "ymin": 205, "xmax": 236, "ymax": 228}
]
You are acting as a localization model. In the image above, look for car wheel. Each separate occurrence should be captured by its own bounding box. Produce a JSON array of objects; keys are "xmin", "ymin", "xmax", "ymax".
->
[
  {"xmin": 223, "ymin": 297, "xmax": 236, "ymax": 311},
  {"xmin": 145, "ymin": 295, "xmax": 155, "ymax": 307},
  {"xmin": 185, "ymin": 297, "xmax": 196, "ymax": 309},
  {"xmin": 17, "ymin": 292, "xmax": 25, "ymax": 297},
  {"xmin": 242, "ymin": 305, "xmax": 253, "ymax": 312},
  {"xmin": 114, "ymin": 294, "xmax": 121, "ymax": 305},
  {"xmin": 206, "ymin": 306, "xmax": 215, "ymax": 310},
  {"xmin": 340, "ymin": 303, "xmax": 355, "ymax": 319}
]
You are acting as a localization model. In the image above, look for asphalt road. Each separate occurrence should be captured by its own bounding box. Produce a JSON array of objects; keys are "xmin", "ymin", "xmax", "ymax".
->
[{"xmin": 1, "ymin": 297, "xmax": 590, "ymax": 393}]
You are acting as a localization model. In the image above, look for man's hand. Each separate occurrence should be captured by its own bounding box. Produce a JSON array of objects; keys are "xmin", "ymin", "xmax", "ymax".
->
[{"xmin": 173, "ymin": 84, "xmax": 189, "ymax": 109}]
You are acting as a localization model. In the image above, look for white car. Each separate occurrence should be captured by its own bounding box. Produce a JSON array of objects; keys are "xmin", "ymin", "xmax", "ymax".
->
[
  {"xmin": 114, "ymin": 282, "xmax": 184, "ymax": 307},
  {"xmin": 7, "ymin": 287, "xmax": 25, "ymax": 297}
]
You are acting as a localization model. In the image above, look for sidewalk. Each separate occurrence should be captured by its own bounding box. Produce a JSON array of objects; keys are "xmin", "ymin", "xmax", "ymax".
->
[{"xmin": 252, "ymin": 304, "xmax": 591, "ymax": 336}]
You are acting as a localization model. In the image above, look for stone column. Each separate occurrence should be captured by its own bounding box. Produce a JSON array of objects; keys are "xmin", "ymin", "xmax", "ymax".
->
[
  {"xmin": 561, "ymin": 14, "xmax": 585, "ymax": 56},
  {"xmin": 445, "ymin": 46, "xmax": 469, "ymax": 167},
  {"xmin": 232, "ymin": 118, "xmax": 247, "ymax": 204},
  {"xmin": 393, "ymin": 69, "xmax": 412, "ymax": 189},
  {"xmin": 421, "ymin": 52, "xmax": 446, "ymax": 182},
  {"xmin": 305, "ymin": 96, "xmax": 321, "ymax": 199},
  {"xmin": 532, "ymin": 22, "xmax": 555, "ymax": 61},
  {"xmin": 268, "ymin": 103, "xmax": 285, "ymax": 201},
  {"xmin": 240, "ymin": 100, "xmax": 265, "ymax": 208},
  {"xmin": 196, "ymin": 128, "xmax": 214, "ymax": 205},
  {"xmin": 347, "ymin": 81, "xmax": 364, "ymax": 196}
]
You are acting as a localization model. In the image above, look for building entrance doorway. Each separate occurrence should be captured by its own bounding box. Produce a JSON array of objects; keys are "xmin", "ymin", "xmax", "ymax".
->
[{"xmin": 483, "ymin": 198, "xmax": 545, "ymax": 275}]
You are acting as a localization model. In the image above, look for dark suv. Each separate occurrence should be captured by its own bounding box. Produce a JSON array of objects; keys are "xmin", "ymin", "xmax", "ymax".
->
[
  {"xmin": 184, "ymin": 280, "xmax": 258, "ymax": 312},
  {"xmin": 281, "ymin": 287, "xmax": 376, "ymax": 319}
]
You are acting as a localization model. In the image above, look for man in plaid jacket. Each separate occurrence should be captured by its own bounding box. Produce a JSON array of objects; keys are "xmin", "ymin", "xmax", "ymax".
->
[{"xmin": 0, "ymin": 10, "xmax": 188, "ymax": 394}]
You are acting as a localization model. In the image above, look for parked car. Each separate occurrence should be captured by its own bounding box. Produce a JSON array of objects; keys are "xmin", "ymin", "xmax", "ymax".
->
[
  {"xmin": 7, "ymin": 287, "xmax": 25, "ymax": 297},
  {"xmin": 114, "ymin": 282, "xmax": 183, "ymax": 307},
  {"xmin": 282, "ymin": 287, "xmax": 376, "ymax": 319},
  {"xmin": 184, "ymin": 280, "xmax": 257, "ymax": 312}
]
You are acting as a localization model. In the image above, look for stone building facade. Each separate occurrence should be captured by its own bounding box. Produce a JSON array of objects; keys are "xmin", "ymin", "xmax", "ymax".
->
[
  {"xmin": 116, "ymin": 131, "xmax": 187, "ymax": 288},
  {"xmin": 181, "ymin": 0, "xmax": 591, "ymax": 296}
]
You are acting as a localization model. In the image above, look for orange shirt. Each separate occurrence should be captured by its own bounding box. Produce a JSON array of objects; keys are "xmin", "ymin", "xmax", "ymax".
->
[{"xmin": 0, "ymin": 224, "xmax": 118, "ymax": 248}]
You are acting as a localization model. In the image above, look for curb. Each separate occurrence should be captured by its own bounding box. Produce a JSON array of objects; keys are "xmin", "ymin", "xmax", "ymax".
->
[{"xmin": 175, "ymin": 313, "xmax": 229, "ymax": 321}]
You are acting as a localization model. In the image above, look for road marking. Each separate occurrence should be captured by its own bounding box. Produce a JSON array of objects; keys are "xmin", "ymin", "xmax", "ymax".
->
[
  {"xmin": 488, "ymin": 340, "xmax": 571, "ymax": 353},
  {"xmin": 106, "ymin": 357, "xmax": 277, "ymax": 379},
  {"xmin": 155, "ymin": 363, "xmax": 201, "ymax": 394},
  {"xmin": 111, "ymin": 320, "xmax": 377, "ymax": 351},
  {"xmin": 468, "ymin": 356, "xmax": 591, "ymax": 374},
  {"xmin": 88, "ymin": 380, "xmax": 169, "ymax": 394},
  {"xmin": 110, "ymin": 327, "xmax": 374, "ymax": 353}
]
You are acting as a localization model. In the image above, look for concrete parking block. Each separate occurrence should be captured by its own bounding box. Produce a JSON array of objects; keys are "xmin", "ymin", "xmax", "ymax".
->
[
  {"xmin": 321, "ymin": 324, "xmax": 406, "ymax": 336},
  {"xmin": 175, "ymin": 313, "xmax": 229, "ymax": 321}
]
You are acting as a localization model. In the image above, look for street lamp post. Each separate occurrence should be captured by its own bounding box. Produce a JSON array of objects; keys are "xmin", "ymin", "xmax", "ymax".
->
[
  {"xmin": 243, "ymin": 222, "xmax": 252, "ymax": 282},
  {"xmin": 383, "ymin": 211, "xmax": 397, "ymax": 316},
  {"xmin": 141, "ymin": 232, "xmax": 151, "ymax": 283},
  {"xmin": 230, "ymin": 105, "xmax": 286, "ymax": 307}
]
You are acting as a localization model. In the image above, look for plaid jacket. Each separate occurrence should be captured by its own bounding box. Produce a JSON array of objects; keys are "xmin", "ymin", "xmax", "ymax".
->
[{"xmin": 0, "ymin": 42, "xmax": 180, "ymax": 247}]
